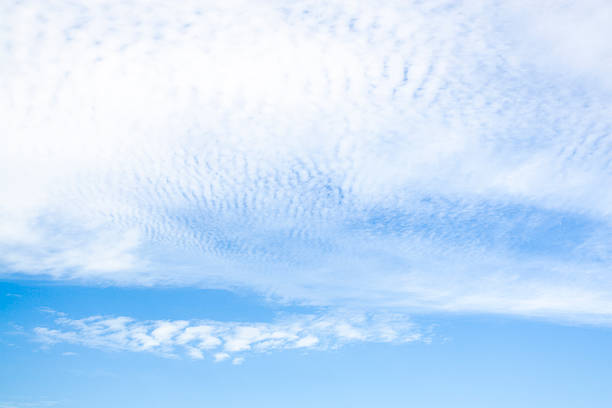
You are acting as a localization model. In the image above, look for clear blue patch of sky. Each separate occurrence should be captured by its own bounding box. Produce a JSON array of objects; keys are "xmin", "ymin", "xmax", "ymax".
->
[{"xmin": 0, "ymin": 279, "xmax": 316, "ymax": 324}]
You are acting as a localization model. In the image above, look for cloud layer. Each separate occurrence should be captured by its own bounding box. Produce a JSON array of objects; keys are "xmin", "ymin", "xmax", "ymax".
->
[
  {"xmin": 34, "ymin": 312, "xmax": 423, "ymax": 362},
  {"xmin": 2, "ymin": 0, "xmax": 612, "ymax": 322}
]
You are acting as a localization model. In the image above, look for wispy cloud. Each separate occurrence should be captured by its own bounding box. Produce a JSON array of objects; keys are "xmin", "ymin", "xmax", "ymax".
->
[
  {"xmin": 1, "ymin": 0, "xmax": 612, "ymax": 323},
  {"xmin": 38, "ymin": 307, "xmax": 66, "ymax": 317},
  {"xmin": 34, "ymin": 312, "xmax": 424, "ymax": 362}
]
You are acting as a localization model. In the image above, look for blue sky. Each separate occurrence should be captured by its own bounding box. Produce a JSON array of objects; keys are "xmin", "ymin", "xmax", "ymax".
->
[
  {"xmin": 3, "ymin": 281, "xmax": 612, "ymax": 407},
  {"xmin": 2, "ymin": 0, "xmax": 612, "ymax": 406}
]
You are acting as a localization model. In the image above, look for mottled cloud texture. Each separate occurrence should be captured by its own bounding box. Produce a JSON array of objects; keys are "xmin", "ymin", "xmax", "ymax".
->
[
  {"xmin": 34, "ymin": 312, "xmax": 423, "ymax": 361},
  {"xmin": 2, "ymin": 0, "xmax": 612, "ymax": 323}
]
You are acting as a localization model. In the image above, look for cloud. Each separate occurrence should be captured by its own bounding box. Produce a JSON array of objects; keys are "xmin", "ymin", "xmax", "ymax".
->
[
  {"xmin": 33, "ymin": 312, "xmax": 423, "ymax": 362},
  {"xmin": 214, "ymin": 352, "xmax": 230, "ymax": 362},
  {"xmin": 38, "ymin": 307, "xmax": 66, "ymax": 317},
  {"xmin": 1, "ymin": 0, "xmax": 612, "ymax": 323},
  {"xmin": 500, "ymin": 0, "xmax": 612, "ymax": 90}
]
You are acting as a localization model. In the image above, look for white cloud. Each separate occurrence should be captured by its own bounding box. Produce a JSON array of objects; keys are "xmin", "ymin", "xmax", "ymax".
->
[
  {"xmin": 294, "ymin": 335, "xmax": 319, "ymax": 348},
  {"xmin": 186, "ymin": 347, "xmax": 204, "ymax": 360},
  {"xmin": 33, "ymin": 312, "xmax": 423, "ymax": 362},
  {"xmin": 231, "ymin": 357, "xmax": 245, "ymax": 365},
  {"xmin": 38, "ymin": 307, "xmax": 66, "ymax": 317},
  {"xmin": 501, "ymin": 0, "xmax": 612, "ymax": 90},
  {"xmin": 214, "ymin": 352, "xmax": 230, "ymax": 362},
  {"xmin": 1, "ymin": 0, "xmax": 612, "ymax": 324}
]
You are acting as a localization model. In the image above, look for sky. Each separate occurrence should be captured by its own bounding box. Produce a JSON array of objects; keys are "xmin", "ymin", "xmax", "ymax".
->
[{"xmin": 1, "ymin": 0, "xmax": 612, "ymax": 406}]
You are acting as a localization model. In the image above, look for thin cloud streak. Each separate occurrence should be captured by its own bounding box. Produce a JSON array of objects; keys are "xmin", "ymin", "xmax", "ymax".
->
[{"xmin": 34, "ymin": 312, "xmax": 424, "ymax": 361}]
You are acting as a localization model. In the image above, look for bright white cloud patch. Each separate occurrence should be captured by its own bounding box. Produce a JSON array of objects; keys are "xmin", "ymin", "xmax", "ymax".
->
[
  {"xmin": 2, "ymin": 0, "xmax": 612, "ymax": 323},
  {"xmin": 34, "ymin": 312, "xmax": 423, "ymax": 361}
]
